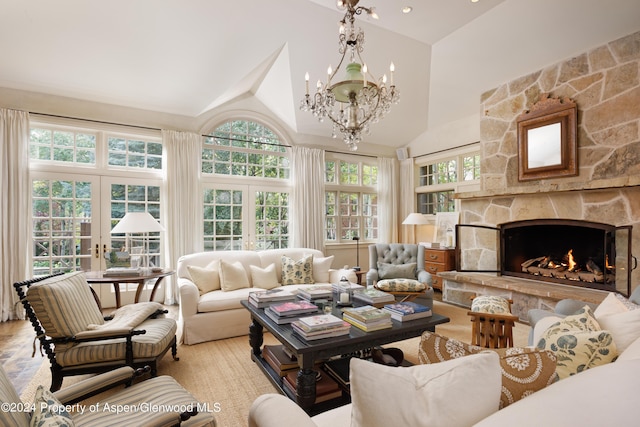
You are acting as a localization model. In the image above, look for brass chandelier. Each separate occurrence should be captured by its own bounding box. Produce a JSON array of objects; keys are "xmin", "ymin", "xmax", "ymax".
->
[{"xmin": 299, "ymin": 0, "xmax": 400, "ymax": 151}]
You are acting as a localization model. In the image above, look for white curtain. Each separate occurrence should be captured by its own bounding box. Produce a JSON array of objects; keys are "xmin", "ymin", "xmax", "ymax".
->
[
  {"xmin": 0, "ymin": 109, "xmax": 31, "ymax": 321},
  {"xmin": 377, "ymin": 157, "xmax": 399, "ymax": 243},
  {"xmin": 162, "ymin": 130, "xmax": 203, "ymax": 305},
  {"xmin": 399, "ymin": 158, "xmax": 415, "ymax": 243},
  {"xmin": 290, "ymin": 147, "xmax": 325, "ymax": 251}
]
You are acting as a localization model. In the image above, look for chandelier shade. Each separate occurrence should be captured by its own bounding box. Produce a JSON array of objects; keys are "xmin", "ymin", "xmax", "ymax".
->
[{"xmin": 300, "ymin": 0, "xmax": 399, "ymax": 151}]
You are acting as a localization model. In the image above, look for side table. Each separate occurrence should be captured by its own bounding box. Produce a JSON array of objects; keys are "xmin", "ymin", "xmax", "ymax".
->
[
  {"xmin": 85, "ymin": 269, "xmax": 175, "ymax": 308},
  {"xmin": 424, "ymin": 248, "xmax": 456, "ymax": 291}
]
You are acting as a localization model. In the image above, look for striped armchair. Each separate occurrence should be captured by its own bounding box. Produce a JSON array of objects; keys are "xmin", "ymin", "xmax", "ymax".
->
[
  {"xmin": 0, "ymin": 364, "xmax": 215, "ymax": 426},
  {"xmin": 14, "ymin": 272, "xmax": 179, "ymax": 391}
]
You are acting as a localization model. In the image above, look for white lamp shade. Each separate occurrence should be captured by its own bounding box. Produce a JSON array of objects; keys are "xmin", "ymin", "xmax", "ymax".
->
[
  {"xmin": 402, "ymin": 213, "xmax": 430, "ymax": 225},
  {"xmin": 111, "ymin": 212, "xmax": 166, "ymax": 234}
]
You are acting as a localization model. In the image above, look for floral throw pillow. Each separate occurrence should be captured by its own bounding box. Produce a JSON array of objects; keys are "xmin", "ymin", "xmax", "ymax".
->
[
  {"xmin": 537, "ymin": 305, "xmax": 617, "ymax": 379},
  {"xmin": 281, "ymin": 254, "xmax": 314, "ymax": 285},
  {"xmin": 31, "ymin": 385, "xmax": 74, "ymax": 427},
  {"xmin": 419, "ymin": 331, "xmax": 558, "ymax": 409}
]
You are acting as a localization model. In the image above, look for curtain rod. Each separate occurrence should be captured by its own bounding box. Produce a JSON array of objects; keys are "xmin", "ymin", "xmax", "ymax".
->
[
  {"xmin": 413, "ymin": 141, "xmax": 480, "ymax": 158},
  {"xmin": 31, "ymin": 111, "xmax": 380, "ymax": 157}
]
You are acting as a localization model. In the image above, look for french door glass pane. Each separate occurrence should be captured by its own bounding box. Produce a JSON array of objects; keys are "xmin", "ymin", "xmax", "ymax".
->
[
  {"xmin": 32, "ymin": 179, "xmax": 93, "ymax": 275},
  {"xmin": 203, "ymin": 188, "xmax": 244, "ymax": 251},
  {"xmin": 109, "ymin": 183, "xmax": 162, "ymax": 268},
  {"xmin": 254, "ymin": 191, "xmax": 289, "ymax": 250}
]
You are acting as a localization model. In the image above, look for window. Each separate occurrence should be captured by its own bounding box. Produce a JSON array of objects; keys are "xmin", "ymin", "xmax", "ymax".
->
[
  {"xmin": 202, "ymin": 120, "xmax": 289, "ymax": 179},
  {"xmin": 415, "ymin": 148, "xmax": 480, "ymax": 215},
  {"xmin": 108, "ymin": 136, "xmax": 162, "ymax": 169},
  {"xmin": 201, "ymin": 119, "xmax": 290, "ymax": 251},
  {"xmin": 30, "ymin": 127, "xmax": 97, "ymax": 165},
  {"xmin": 325, "ymin": 157, "xmax": 378, "ymax": 242}
]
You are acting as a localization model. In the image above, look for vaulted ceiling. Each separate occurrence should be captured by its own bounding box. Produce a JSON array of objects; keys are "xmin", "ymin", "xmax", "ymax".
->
[{"xmin": 0, "ymin": 0, "xmax": 639, "ymax": 152}]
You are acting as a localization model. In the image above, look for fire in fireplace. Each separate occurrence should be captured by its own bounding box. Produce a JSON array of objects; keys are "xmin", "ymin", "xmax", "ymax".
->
[{"xmin": 457, "ymin": 219, "xmax": 633, "ymax": 296}]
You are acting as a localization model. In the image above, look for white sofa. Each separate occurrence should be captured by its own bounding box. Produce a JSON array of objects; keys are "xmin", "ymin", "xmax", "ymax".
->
[
  {"xmin": 248, "ymin": 289, "xmax": 640, "ymax": 426},
  {"xmin": 177, "ymin": 248, "xmax": 356, "ymax": 344},
  {"xmin": 248, "ymin": 353, "xmax": 640, "ymax": 427}
]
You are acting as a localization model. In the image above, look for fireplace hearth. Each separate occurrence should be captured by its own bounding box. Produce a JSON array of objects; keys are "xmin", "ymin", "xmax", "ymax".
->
[{"xmin": 457, "ymin": 219, "xmax": 634, "ymax": 296}]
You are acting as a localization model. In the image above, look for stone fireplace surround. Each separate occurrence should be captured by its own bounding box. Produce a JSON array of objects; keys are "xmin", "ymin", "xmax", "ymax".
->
[{"xmin": 441, "ymin": 30, "xmax": 640, "ymax": 321}]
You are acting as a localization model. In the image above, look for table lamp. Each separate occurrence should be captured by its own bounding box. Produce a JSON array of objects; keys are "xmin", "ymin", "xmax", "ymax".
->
[
  {"xmin": 402, "ymin": 213, "xmax": 430, "ymax": 244},
  {"xmin": 111, "ymin": 212, "xmax": 166, "ymax": 269}
]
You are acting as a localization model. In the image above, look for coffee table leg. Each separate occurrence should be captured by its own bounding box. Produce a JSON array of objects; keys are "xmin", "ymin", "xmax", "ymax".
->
[
  {"xmin": 248, "ymin": 317, "xmax": 263, "ymax": 357},
  {"xmin": 296, "ymin": 358, "xmax": 316, "ymax": 410}
]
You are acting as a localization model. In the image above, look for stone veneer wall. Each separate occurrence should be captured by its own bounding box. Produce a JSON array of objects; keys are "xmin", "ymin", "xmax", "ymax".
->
[{"xmin": 452, "ymin": 30, "xmax": 640, "ymax": 307}]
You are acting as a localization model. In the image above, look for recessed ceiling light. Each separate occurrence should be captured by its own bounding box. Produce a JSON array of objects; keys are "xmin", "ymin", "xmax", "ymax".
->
[
  {"xmin": 402, "ymin": 6, "xmax": 413, "ymax": 14},
  {"xmin": 471, "ymin": 0, "xmax": 480, "ymax": 3}
]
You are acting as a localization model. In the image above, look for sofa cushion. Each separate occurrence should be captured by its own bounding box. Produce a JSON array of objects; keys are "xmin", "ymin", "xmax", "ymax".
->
[
  {"xmin": 377, "ymin": 262, "xmax": 416, "ymax": 280},
  {"xmin": 312, "ymin": 255, "xmax": 334, "ymax": 283},
  {"xmin": 56, "ymin": 317, "xmax": 177, "ymax": 367},
  {"xmin": 187, "ymin": 260, "xmax": 221, "ymax": 294},
  {"xmin": 349, "ymin": 353, "xmax": 501, "ymax": 427},
  {"xmin": 250, "ymin": 263, "xmax": 280, "ymax": 290},
  {"xmin": 536, "ymin": 306, "xmax": 617, "ymax": 379},
  {"xmin": 220, "ymin": 260, "xmax": 250, "ymax": 291},
  {"xmin": 281, "ymin": 254, "xmax": 314, "ymax": 285},
  {"xmin": 419, "ymin": 332, "xmax": 558, "ymax": 408}
]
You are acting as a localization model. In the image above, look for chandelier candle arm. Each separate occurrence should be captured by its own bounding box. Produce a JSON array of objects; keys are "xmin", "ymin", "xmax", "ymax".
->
[{"xmin": 299, "ymin": 0, "xmax": 399, "ymax": 151}]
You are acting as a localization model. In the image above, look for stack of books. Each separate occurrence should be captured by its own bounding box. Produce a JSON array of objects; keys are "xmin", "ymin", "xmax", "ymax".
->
[
  {"xmin": 323, "ymin": 357, "xmax": 352, "ymax": 389},
  {"xmin": 341, "ymin": 305, "xmax": 392, "ymax": 332},
  {"xmin": 248, "ymin": 288, "xmax": 297, "ymax": 308},
  {"xmin": 262, "ymin": 344, "xmax": 298, "ymax": 377},
  {"xmin": 383, "ymin": 301, "xmax": 432, "ymax": 321},
  {"xmin": 103, "ymin": 267, "xmax": 142, "ymax": 276},
  {"xmin": 297, "ymin": 285, "xmax": 333, "ymax": 302},
  {"xmin": 283, "ymin": 370, "xmax": 343, "ymax": 404},
  {"xmin": 265, "ymin": 300, "xmax": 319, "ymax": 324},
  {"xmin": 291, "ymin": 314, "xmax": 351, "ymax": 340},
  {"xmin": 353, "ymin": 287, "xmax": 395, "ymax": 307}
]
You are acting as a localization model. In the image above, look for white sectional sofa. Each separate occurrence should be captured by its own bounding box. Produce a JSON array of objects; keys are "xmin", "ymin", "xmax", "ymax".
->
[{"xmin": 177, "ymin": 248, "xmax": 356, "ymax": 344}]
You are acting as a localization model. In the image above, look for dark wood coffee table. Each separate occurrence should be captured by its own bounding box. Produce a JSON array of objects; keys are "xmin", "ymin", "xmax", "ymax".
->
[{"xmin": 241, "ymin": 299, "xmax": 450, "ymax": 413}]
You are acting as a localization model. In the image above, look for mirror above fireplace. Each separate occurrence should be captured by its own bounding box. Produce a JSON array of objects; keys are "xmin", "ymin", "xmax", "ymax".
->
[{"xmin": 517, "ymin": 94, "xmax": 578, "ymax": 181}]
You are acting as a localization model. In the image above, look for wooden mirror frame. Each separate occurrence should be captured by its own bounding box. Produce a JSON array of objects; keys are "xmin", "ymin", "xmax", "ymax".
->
[{"xmin": 517, "ymin": 94, "xmax": 577, "ymax": 181}]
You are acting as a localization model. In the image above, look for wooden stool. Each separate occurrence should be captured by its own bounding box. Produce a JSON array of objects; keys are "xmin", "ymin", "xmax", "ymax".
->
[
  {"xmin": 374, "ymin": 279, "xmax": 427, "ymax": 303},
  {"xmin": 468, "ymin": 296, "xmax": 518, "ymax": 349}
]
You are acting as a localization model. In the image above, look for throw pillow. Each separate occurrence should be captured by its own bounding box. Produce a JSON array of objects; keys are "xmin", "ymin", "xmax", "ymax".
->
[
  {"xmin": 594, "ymin": 292, "xmax": 631, "ymax": 318},
  {"xmin": 219, "ymin": 260, "xmax": 250, "ymax": 291},
  {"xmin": 312, "ymin": 255, "xmax": 334, "ymax": 283},
  {"xmin": 419, "ymin": 332, "xmax": 558, "ymax": 409},
  {"xmin": 31, "ymin": 385, "xmax": 74, "ymax": 427},
  {"xmin": 349, "ymin": 353, "xmax": 502, "ymax": 427},
  {"xmin": 532, "ymin": 315, "xmax": 564, "ymax": 347},
  {"xmin": 471, "ymin": 296, "xmax": 511, "ymax": 314},
  {"xmin": 187, "ymin": 260, "xmax": 221, "ymax": 295},
  {"xmin": 617, "ymin": 336, "xmax": 640, "ymax": 362},
  {"xmin": 281, "ymin": 254, "xmax": 314, "ymax": 285},
  {"xmin": 597, "ymin": 307, "xmax": 640, "ymax": 353},
  {"xmin": 249, "ymin": 263, "xmax": 281, "ymax": 290},
  {"xmin": 537, "ymin": 306, "xmax": 617, "ymax": 379},
  {"xmin": 377, "ymin": 262, "xmax": 416, "ymax": 280}
]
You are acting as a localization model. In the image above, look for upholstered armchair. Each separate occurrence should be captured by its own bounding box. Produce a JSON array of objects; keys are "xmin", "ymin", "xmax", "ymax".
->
[
  {"xmin": 0, "ymin": 364, "xmax": 215, "ymax": 426},
  {"xmin": 366, "ymin": 243, "xmax": 434, "ymax": 307},
  {"xmin": 14, "ymin": 272, "xmax": 179, "ymax": 391}
]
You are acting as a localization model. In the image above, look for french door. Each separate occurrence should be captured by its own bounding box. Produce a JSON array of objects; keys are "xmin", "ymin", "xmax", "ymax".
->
[
  {"xmin": 203, "ymin": 183, "xmax": 289, "ymax": 252},
  {"xmin": 31, "ymin": 172, "xmax": 162, "ymax": 307}
]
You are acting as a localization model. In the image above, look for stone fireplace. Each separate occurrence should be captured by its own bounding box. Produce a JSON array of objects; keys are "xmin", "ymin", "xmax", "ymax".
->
[{"xmin": 440, "ymin": 30, "xmax": 640, "ymax": 320}]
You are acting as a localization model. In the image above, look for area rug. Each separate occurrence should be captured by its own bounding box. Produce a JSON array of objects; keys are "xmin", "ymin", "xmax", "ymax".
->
[{"xmin": 20, "ymin": 301, "xmax": 530, "ymax": 426}]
